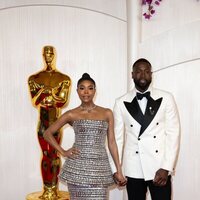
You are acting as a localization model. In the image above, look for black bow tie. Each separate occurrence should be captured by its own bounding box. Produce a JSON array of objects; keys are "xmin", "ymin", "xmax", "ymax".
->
[{"xmin": 136, "ymin": 91, "xmax": 150, "ymax": 100}]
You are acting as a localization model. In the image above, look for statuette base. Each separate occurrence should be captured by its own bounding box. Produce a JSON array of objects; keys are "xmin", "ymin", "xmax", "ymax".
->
[{"xmin": 26, "ymin": 191, "xmax": 70, "ymax": 200}]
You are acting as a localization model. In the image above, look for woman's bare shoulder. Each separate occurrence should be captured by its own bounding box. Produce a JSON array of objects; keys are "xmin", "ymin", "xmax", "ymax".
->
[
  {"xmin": 62, "ymin": 107, "xmax": 80, "ymax": 120},
  {"xmin": 95, "ymin": 105, "xmax": 113, "ymax": 119},
  {"xmin": 97, "ymin": 105, "xmax": 112, "ymax": 112}
]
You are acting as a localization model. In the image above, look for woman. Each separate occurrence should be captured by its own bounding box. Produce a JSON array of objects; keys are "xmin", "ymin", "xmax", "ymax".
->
[{"xmin": 44, "ymin": 73, "xmax": 126, "ymax": 199}]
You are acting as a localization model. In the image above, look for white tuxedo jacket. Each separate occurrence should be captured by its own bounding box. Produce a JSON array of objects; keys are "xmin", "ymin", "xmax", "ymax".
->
[{"xmin": 111, "ymin": 87, "xmax": 180, "ymax": 181}]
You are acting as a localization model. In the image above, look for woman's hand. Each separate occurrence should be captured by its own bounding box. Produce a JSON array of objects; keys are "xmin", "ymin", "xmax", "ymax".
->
[
  {"xmin": 113, "ymin": 171, "xmax": 127, "ymax": 186},
  {"xmin": 61, "ymin": 147, "xmax": 80, "ymax": 159}
]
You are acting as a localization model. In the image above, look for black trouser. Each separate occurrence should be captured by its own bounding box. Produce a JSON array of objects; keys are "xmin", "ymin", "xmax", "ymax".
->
[{"xmin": 126, "ymin": 176, "xmax": 171, "ymax": 200}]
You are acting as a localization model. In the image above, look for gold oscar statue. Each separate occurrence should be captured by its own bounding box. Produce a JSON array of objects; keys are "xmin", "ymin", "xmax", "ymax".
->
[{"xmin": 27, "ymin": 46, "xmax": 71, "ymax": 200}]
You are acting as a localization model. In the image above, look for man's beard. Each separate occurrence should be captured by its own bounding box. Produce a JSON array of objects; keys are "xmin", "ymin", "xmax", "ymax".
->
[{"xmin": 134, "ymin": 79, "xmax": 151, "ymax": 91}]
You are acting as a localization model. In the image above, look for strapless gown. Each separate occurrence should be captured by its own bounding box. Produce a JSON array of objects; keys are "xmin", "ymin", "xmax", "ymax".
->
[{"xmin": 59, "ymin": 119, "xmax": 114, "ymax": 200}]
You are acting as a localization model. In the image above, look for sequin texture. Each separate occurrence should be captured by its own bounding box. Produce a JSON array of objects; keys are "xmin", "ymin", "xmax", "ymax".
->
[{"xmin": 59, "ymin": 119, "xmax": 114, "ymax": 191}]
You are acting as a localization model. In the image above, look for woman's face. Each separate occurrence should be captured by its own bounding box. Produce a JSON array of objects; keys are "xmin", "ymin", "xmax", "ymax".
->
[{"xmin": 77, "ymin": 80, "xmax": 96, "ymax": 103}]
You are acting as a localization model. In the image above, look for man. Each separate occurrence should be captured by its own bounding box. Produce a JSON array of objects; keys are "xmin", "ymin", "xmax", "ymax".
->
[
  {"xmin": 113, "ymin": 58, "xmax": 180, "ymax": 200},
  {"xmin": 28, "ymin": 46, "xmax": 71, "ymax": 198}
]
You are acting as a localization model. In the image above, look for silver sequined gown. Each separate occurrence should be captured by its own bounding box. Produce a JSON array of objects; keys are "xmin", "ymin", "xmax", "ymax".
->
[{"xmin": 59, "ymin": 119, "xmax": 114, "ymax": 200}]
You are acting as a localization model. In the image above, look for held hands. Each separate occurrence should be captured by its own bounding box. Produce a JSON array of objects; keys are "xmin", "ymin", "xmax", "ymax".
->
[
  {"xmin": 113, "ymin": 171, "xmax": 127, "ymax": 187},
  {"xmin": 61, "ymin": 147, "xmax": 80, "ymax": 159},
  {"xmin": 153, "ymin": 168, "xmax": 168, "ymax": 186}
]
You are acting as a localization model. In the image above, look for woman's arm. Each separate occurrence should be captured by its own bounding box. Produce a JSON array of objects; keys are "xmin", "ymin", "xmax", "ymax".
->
[
  {"xmin": 43, "ymin": 111, "xmax": 79, "ymax": 158},
  {"xmin": 106, "ymin": 109, "xmax": 126, "ymax": 185},
  {"xmin": 43, "ymin": 111, "xmax": 69, "ymax": 156}
]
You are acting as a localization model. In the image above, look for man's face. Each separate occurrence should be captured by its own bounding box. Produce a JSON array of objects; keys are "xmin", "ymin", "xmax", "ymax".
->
[{"xmin": 132, "ymin": 61, "xmax": 152, "ymax": 92}]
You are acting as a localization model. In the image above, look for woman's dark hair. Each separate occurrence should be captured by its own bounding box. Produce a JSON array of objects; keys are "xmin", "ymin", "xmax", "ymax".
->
[{"xmin": 77, "ymin": 73, "xmax": 96, "ymax": 87}]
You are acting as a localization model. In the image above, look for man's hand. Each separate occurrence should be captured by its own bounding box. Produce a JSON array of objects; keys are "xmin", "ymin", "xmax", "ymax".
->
[
  {"xmin": 113, "ymin": 172, "xmax": 127, "ymax": 186},
  {"xmin": 153, "ymin": 168, "xmax": 168, "ymax": 186}
]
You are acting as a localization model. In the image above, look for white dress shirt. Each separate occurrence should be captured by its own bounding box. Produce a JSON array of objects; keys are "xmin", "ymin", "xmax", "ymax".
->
[{"xmin": 136, "ymin": 89, "xmax": 150, "ymax": 114}]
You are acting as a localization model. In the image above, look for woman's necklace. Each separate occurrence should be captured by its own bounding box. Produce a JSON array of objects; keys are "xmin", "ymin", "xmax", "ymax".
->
[{"xmin": 80, "ymin": 104, "xmax": 96, "ymax": 113}]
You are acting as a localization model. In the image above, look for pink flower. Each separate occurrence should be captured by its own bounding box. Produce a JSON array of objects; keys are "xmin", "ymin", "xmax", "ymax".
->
[
  {"xmin": 143, "ymin": 13, "xmax": 151, "ymax": 19},
  {"xmin": 142, "ymin": 0, "xmax": 147, "ymax": 5},
  {"xmin": 142, "ymin": 0, "xmax": 162, "ymax": 19},
  {"xmin": 146, "ymin": 0, "xmax": 153, "ymax": 3}
]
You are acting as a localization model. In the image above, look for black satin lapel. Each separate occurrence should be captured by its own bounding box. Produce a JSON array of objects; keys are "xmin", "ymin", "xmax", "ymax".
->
[
  {"xmin": 139, "ymin": 97, "xmax": 163, "ymax": 136},
  {"xmin": 124, "ymin": 97, "xmax": 144, "ymax": 125}
]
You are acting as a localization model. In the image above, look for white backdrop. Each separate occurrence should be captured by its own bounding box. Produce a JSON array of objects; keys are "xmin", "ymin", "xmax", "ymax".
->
[
  {"xmin": 137, "ymin": 0, "xmax": 200, "ymax": 199},
  {"xmin": 1, "ymin": 0, "xmax": 200, "ymax": 200},
  {"xmin": 153, "ymin": 61, "xmax": 200, "ymax": 200},
  {"xmin": 0, "ymin": 1, "xmax": 127, "ymax": 200}
]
